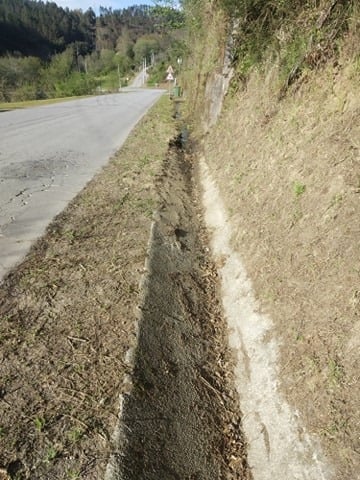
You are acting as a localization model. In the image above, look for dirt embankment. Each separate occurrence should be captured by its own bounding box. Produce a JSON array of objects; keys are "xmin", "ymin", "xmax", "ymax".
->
[{"xmin": 196, "ymin": 46, "xmax": 359, "ymax": 480}]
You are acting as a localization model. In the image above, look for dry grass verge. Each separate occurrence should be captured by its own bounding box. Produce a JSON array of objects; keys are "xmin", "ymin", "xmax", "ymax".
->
[
  {"xmin": 0, "ymin": 95, "xmax": 175, "ymax": 480},
  {"xmin": 0, "ymin": 96, "xmax": 91, "ymax": 111}
]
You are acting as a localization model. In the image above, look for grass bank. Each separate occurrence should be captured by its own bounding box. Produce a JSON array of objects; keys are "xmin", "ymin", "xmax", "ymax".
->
[
  {"xmin": 180, "ymin": 1, "xmax": 360, "ymax": 478},
  {"xmin": 0, "ymin": 95, "xmax": 92, "ymax": 111}
]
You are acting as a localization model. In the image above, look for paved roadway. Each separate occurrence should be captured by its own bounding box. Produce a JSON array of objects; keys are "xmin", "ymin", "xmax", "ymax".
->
[{"xmin": 0, "ymin": 89, "xmax": 164, "ymax": 281}]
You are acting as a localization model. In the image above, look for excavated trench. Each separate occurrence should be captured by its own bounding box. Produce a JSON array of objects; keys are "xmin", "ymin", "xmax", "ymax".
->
[{"xmin": 105, "ymin": 136, "xmax": 250, "ymax": 479}]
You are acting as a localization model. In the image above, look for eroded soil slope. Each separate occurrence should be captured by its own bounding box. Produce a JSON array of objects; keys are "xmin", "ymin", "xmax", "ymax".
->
[{"xmin": 202, "ymin": 63, "xmax": 360, "ymax": 479}]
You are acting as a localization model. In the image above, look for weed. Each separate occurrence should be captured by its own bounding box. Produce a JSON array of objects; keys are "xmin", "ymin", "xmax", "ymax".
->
[
  {"xmin": 114, "ymin": 192, "xmax": 130, "ymax": 212},
  {"xmin": 262, "ymin": 289, "xmax": 277, "ymax": 304},
  {"xmin": 139, "ymin": 155, "xmax": 151, "ymax": 168},
  {"xmin": 67, "ymin": 470, "xmax": 80, "ymax": 479},
  {"xmin": 63, "ymin": 229, "xmax": 76, "ymax": 241},
  {"xmin": 291, "ymin": 206, "xmax": 303, "ymax": 225},
  {"xmin": 34, "ymin": 417, "xmax": 46, "ymax": 432},
  {"xmin": 135, "ymin": 198, "xmax": 155, "ymax": 218},
  {"xmin": 293, "ymin": 181, "xmax": 306, "ymax": 197},
  {"xmin": 44, "ymin": 446, "xmax": 58, "ymax": 463},
  {"xmin": 321, "ymin": 416, "xmax": 349, "ymax": 439},
  {"xmin": 305, "ymin": 354, "xmax": 321, "ymax": 372},
  {"xmin": 234, "ymin": 172, "xmax": 246, "ymax": 183},
  {"xmin": 330, "ymin": 193, "xmax": 343, "ymax": 207},
  {"xmin": 280, "ymin": 33, "xmax": 308, "ymax": 78},
  {"xmin": 73, "ymin": 363, "xmax": 84, "ymax": 374},
  {"xmin": 328, "ymin": 358, "xmax": 344, "ymax": 387},
  {"xmin": 67, "ymin": 428, "xmax": 84, "ymax": 444}
]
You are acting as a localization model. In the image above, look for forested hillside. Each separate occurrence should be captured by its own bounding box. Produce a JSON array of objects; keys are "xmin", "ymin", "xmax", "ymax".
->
[
  {"xmin": 0, "ymin": 0, "xmax": 96, "ymax": 58},
  {"xmin": 0, "ymin": 0, "xmax": 184, "ymax": 102}
]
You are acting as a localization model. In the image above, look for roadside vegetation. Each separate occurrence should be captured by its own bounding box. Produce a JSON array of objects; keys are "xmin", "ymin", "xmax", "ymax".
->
[
  {"xmin": 178, "ymin": 1, "xmax": 360, "ymax": 479},
  {"xmin": 0, "ymin": 95, "xmax": 176, "ymax": 479},
  {"xmin": 1, "ymin": 0, "xmax": 359, "ymax": 478}
]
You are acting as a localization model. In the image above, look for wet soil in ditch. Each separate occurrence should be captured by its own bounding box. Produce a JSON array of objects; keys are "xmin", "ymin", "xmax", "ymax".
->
[{"xmin": 107, "ymin": 138, "xmax": 251, "ymax": 480}]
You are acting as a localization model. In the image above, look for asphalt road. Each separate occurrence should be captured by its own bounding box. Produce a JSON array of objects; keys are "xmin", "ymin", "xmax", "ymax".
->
[{"xmin": 0, "ymin": 89, "xmax": 164, "ymax": 281}]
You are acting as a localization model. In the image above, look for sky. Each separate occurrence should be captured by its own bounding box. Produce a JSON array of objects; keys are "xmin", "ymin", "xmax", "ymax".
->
[{"xmin": 54, "ymin": 0, "xmax": 154, "ymax": 13}]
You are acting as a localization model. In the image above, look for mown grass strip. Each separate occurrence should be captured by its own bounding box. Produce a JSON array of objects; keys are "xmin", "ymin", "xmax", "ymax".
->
[
  {"xmin": 0, "ymin": 95, "xmax": 92, "ymax": 111},
  {"xmin": 0, "ymin": 93, "xmax": 175, "ymax": 480}
]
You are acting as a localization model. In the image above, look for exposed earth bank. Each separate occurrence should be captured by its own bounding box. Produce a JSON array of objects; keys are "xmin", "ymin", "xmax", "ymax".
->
[{"xmin": 181, "ymin": 3, "xmax": 360, "ymax": 478}]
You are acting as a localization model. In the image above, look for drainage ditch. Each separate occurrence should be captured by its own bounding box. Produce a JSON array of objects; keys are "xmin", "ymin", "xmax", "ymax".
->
[{"xmin": 105, "ymin": 133, "xmax": 250, "ymax": 479}]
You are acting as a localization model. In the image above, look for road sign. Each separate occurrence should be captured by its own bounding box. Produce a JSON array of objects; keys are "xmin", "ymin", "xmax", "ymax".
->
[
  {"xmin": 167, "ymin": 65, "xmax": 174, "ymax": 74},
  {"xmin": 166, "ymin": 73, "xmax": 174, "ymax": 81}
]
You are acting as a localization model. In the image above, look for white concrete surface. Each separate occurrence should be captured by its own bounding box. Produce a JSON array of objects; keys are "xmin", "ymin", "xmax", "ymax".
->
[
  {"xmin": 0, "ymin": 90, "xmax": 163, "ymax": 281},
  {"xmin": 199, "ymin": 157, "xmax": 334, "ymax": 480}
]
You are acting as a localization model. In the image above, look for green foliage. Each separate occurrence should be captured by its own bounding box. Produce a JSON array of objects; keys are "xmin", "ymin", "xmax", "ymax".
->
[
  {"xmin": 54, "ymin": 72, "xmax": 96, "ymax": 97},
  {"xmin": 46, "ymin": 48, "xmax": 74, "ymax": 81},
  {"xmin": 0, "ymin": 0, "xmax": 96, "ymax": 58},
  {"xmin": 134, "ymin": 35, "xmax": 161, "ymax": 65},
  {"xmin": 34, "ymin": 416, "xmax": 46, "ymax": 432},
  {"xmin": 293, "ymin": 181, "xmax": 306, "ymax": 197},
  {"xmin": 98, "ymin": 49, "xmax": 117, "ymax": 74},
  {"xmin": 147, "ymin": 61, "xmax": 167, "ymax": 85},
  {"xmin": 279, "ymin": 33, "xmax": 308, "ymax": 82},
  {"xmin": 44, "ymin": 446, "xmax": 58, "ymax": 463},
  {"xmin": 0, "ymin": 55, "xmax": 42, "ymax": 101},
  {"xmin": 67, "ymin": 427, "xmax": 84, "ymax": 444},
  {"xmin": 0, "ymin": 0, "xmax": 186, "ymax": 102},
  {"xmin": 215, "ymin": 0, "xmax": 358, "ymax": 88},
  {"xmin": 152, "ymin": 3, "xmax": 185, "ymax": 30},
  {"xmin": 67, "ymin": 470, "xmax": 80, "ymax": 480}
]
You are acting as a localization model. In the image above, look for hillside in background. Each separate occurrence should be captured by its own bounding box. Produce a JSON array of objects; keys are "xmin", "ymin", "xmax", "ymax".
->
[
  {"xmin": 0, "ymin": 0, "xmax": 185, "ymax": 101},
  {"xmin": 180, "ymin": 0, "xmax": 360, "ymax": 478},
  {"xmin": 0, "ymin": 0, "xmax": 96, "ymax": 58}
]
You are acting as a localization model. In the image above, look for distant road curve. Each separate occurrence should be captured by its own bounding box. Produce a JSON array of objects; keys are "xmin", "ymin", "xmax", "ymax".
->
[{"xmin": 0, "ymin": 89, "xmax": 164, "ymax": 281}]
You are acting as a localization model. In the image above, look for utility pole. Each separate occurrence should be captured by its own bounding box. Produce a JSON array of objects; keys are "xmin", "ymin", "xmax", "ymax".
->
[{"xmin": 143, "ymin": 57, "xmax": 147, "ymax": 86}]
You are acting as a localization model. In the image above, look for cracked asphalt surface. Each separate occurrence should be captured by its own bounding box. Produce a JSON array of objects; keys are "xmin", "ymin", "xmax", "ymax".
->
[{"xmin": 0, "ymin": 89, "xmax": 163, "ymax": 280}]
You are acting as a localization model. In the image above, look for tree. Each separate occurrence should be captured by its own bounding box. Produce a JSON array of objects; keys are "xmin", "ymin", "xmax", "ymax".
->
[{"xmin": 133, "ymin": 34, "xmax": 161, "ymax": 65}]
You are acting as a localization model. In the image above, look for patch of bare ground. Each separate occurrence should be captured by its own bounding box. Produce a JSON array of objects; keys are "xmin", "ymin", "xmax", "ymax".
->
[
  {"xmin": 202, "ymin": 60, "xmax": 360, "ymax": 479},
  {"xmin": 0, "ymin": 94, "xmax": 250, "ymax": 479}
]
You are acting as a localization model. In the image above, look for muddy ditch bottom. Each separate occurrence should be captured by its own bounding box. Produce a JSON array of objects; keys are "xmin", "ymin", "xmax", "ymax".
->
[{"xmin": 105, "ymin": 141, "xmax": 249, "ymax": 480}]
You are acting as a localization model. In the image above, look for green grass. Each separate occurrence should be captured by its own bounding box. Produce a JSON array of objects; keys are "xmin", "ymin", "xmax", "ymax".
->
[
  {"xmin": 34, "ymin": 417, "xmax": 46, "ymax": 432},
  {"xmin": 44, "ymin": 446, "xmax": 58, "ymax": 463},
  {"xmin": 67, "ymin": 470, "xmax": 80, "ymax": 479},
  {"xmin": 67, "ymin": 427, "xmax": 84, "ymax": 444},
  {"xmin": 293, "ymin": 181, "xmax": 306, "ymax": 197},
  {"xmin": 0, "ymin": 95, "xmax": 91, "ymax": 111},
  {"xmin": 328, "ymin": 358, "xmax": 344, "ymax": 387}
]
